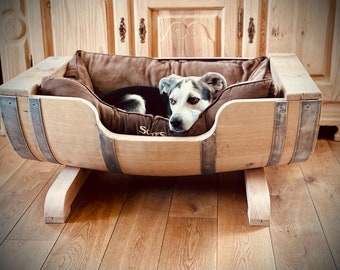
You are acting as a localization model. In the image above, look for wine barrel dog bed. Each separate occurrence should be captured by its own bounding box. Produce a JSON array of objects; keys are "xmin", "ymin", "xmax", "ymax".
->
[{"xmin": 0, "ymin": 51, "xmax": 322, "ymax": 225}]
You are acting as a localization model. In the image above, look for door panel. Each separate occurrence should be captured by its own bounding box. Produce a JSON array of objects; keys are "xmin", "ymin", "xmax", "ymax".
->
[
  {"xmin": 156, "ymin": 10, "xmax": 220, "ymax": 57},
  {"xmin": 50, "ymin": 0, "xmax": 114, "ymax": 56},
  {"xmin": 133, "ymin": 0, "xmax": 240, "ymax": 57},
  {"xmin": 266, "ymin": 0, "xmax": 335, "ymax": 76}
]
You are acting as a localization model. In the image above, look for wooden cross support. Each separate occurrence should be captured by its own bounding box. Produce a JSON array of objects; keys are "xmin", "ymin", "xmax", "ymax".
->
[
  {"xmin": 245, "ymin": 168, "xmax": 271, "ymax": 226},
  {"xmin": 44, "ymin": 166, "xmax": 90, "ymax": 223},
  {"xmin": 44, "ymin": 166, "xmax": 271, "ymax": 226}
]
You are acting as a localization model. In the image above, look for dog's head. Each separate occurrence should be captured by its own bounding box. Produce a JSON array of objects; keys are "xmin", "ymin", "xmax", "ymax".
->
[{"xmin": 159, "ymin": 72, "xmax": 227, "ymax": 133}]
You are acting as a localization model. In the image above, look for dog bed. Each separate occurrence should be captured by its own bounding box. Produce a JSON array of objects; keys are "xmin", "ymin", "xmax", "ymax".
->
[
  {"xmin": 39, "ymin": 50, "xmax": 274, "ymax": 136},
  {"xmin": 0, "ymin": 50, "xmax": 321, "ymax": 175},
  {"xmin": 0, "ymin": 52, "xmax": 322, "ymax": 225}
]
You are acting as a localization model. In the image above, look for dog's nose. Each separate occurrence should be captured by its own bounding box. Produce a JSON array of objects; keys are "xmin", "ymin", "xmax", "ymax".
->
[{"xmin": 170, "ymin": 116, "xmax": 182, "ymax": 129}]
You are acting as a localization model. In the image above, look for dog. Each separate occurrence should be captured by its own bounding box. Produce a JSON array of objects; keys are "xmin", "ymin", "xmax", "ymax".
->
[
  {"xmin": 103, "ymin": 72, "xmax": 227, "ymax": 134},
  {"xmin": 159, "ymin": 72, "xmax": 227, "ymax": 133}
]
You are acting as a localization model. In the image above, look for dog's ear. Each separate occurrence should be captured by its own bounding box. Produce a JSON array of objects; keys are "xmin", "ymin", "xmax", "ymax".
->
[
  {"xmin": 159, "ymin": 74, "xmax": 181, "ymax": 95},
  {"xmin": 200, "ymin": 72, "xmax": 227, "ymax": 93}
]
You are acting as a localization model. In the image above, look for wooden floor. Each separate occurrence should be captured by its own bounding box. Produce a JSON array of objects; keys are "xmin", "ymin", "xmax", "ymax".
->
[{"xmin": 0, "ymin": 131, "xmax": 339, "ymax": 270}]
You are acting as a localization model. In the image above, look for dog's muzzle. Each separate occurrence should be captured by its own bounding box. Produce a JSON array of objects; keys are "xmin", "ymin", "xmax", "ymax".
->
[{"xmin": 169, "ymin": 115, "xmax": 184, "ymax": 133}]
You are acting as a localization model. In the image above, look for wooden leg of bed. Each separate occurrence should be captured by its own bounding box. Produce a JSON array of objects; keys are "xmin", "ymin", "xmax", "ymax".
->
[
  {"xmin": 44, "ymin": 166, "xmax": 90, "ymax": 224},
  {"xmin": 244, "ymin": 168, "xmax": 270, "ymax": 226}
]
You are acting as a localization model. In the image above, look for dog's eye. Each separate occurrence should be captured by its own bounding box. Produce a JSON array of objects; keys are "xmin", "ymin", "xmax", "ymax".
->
[
  {"xmin": 169, "ymin": 98, "xmax": 176, "ymax": 105},
  {"xmin": 187, "ymin": 97, "xmax": 200, "ymax": 105}
]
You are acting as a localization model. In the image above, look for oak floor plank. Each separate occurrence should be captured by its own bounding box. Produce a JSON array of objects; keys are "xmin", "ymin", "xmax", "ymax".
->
[
  {"xmin": 42, "ymin": 171, "xmax": 129, "ymax": 270},
  {"xmin": 7, "ymin": 165, "xmax": 64, "ymax": 241},
  {"xmin": 266, "ymin": 164, "xmax": 336, "ymax": 270},
  {"xmin": 169, "ymin": 175, "xmax": 218, "ymax": 218},
  {"xmin": 0, "ymin": 138, "xmax": 339, "ymax": 270},
  {"xmin": 0, "ymin": 143, "xmax": 25, "ymax": 188},
  {"xmin": 328, "ymin": 140, "xmax": 340, "ymax": 163},
  {"xmin": 0, "ymin": 240, "xmax": 54, "ymax": 270},
  {"xmin": 217, "ymin": 171, "xmax": 275, "ymax": 270},
  {"xmin": 0, "ymin": 160, "xmax": 60, "ymax": 244},
  {"xmin": 0, "ymin": 136, "xmax": 8, "ymax": 150},
  {"xmin": 99, "ymin": 176, "xmax": 174, "ymax": 270},
  {"xmin": 158, "ymin": 217, "xmax": 217, "ymax": 270},
  {"xmin": 299, "ymin": 140, "xmax": 340, "ymax": 268}
]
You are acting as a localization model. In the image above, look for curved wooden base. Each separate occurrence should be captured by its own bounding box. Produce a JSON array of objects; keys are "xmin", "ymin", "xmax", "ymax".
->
[
  {"xmin": 245, "ymin": 168, "xmax": 270, "ymax": 226},
  {"xmin": 44, "ymin": 166, "xmax": 90, "ymax": 223}
]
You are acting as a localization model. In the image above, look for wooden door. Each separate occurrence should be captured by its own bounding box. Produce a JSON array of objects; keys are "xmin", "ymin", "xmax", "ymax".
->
[
  {"xmin": 155, "ymin": 10, "xmax": 221, "ymax": 57},
  {"xmin": 132, "ymin": 0, "xmax": 241, "ymax": 57},
  {"xmin": 0, "ymin": 0, "xmax": 46, "ymax": 82},
  {"xmin": 49, "ymin": 0, "xmax": 114, "ymax": 56},
  {"xmin": 265, "ymin": 0, "xmax": 339, "ymax": 101}
]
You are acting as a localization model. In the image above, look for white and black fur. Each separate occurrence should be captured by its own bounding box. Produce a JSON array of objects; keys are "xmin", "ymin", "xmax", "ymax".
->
[
  {"xmin": 159, "ymin": 72, "xmax": 227, "ymax": 133},
  {"xmin": 101, "ymin": 86, "xmax": 169, "ymax": 117},
  {"xmin": 116, "ymin": 94, "xmax": 146, "ymax": 114},
  {"xmin": 103, "ymin": 72, "xmax": 227, "ymax": 134}
]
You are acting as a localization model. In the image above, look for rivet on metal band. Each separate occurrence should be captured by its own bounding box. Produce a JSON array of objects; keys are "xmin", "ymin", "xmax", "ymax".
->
[
  {"xmin": 29, "ymin": 97, "xmax": 58, "ymax": 163},
  {"xmin": 0, "ymin": 96, "xmax": 36, "ymax": 160},
  {"xmin": 290, "ymin": 99, "xmax": 321, "ymax": 163}
]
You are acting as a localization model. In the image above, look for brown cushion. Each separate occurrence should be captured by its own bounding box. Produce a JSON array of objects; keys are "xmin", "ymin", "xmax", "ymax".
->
[
  {"xmin": 65, "ymin": 50, "xmax": 272, "ymax": 97},
  {"xmin": 39, "ymin": 77, "xmax": 170, "ymax": 136},
  {"xmin": 39, "ymin": 50, "xmax": 273, "ymax": 136}
]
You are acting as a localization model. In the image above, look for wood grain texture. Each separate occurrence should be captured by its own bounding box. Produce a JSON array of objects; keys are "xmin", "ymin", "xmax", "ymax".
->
[
  {"xmin": 242, "ymin": 0, "xmax": 261, "ymax": 58},
  {"xmin": 158, "ymin": 217, "xmax": 217, "ymax": 270},
  {"xmin": 42, "ymin": 171, "xmax": 128, "ymax": 270},
  {"xmin": 245, "ymin": 168, "xmax": 270, "ymax": 226},
  {"xmin": 40, "ymin": 97, "xmax": 107, "ymax": 171},
  {"xmin": 328, "ymin": 140, "xmax": 340, "ymax": 162},
  {"xmin": 215, "ymin": 100, "xmax": 275, "ymax": 172},
  {"xmin": 113, "ymin": 0, "xmax": 131, "ymax": 55},
  {"xmin": 49, "ymin": 0, "xmax": 111, "ymax": 55},
  {"xmin": 157, "ymin": 10, "xmax": 220, "ymax": 57},
  {"xmin": 0, "ymin": 137, "xmax": 339, "ymax": 269},
  {"xmin": 99, "ymin": 176, "xmax": 173, "ymax": 270},
  {"xmin": 0, "ymin": 160, "xmax": 60, "ymax": 243},
  {"xmin": 7, "ymin": 165, "xmax": 64, "ymax": 241},
  {"xmin": 115, "ymin": 138, "xmax": 201, "ymax": 176},
  {"xmin": 44, "ymin": 166, "xmax": 90, "ymax": 223},
  {"xmin": 0, "ymin": 136, "xmax": 8, "ymax": 149},
  {"xmin": 0, "ymin": 240, "xmax": 54, "ymax": 270},
  {"xmin": 0, "ymin": 56, "xmax": 70, "ymax": 96},
  {"xmin": 134, "ymin": 0, "xmax": 239, "ymax": 57},
  {"xmin": 25, "ymin": 0, "xmax": 46, "ymax": 65},
  {"xmin": 0, "ymin": 143, "xmax": 25, "ymax": 188},
  {"xmin": 269, "ymin": 53, "xmax": 322, "ymax": 100},
  {"xmin": 0, "ymin": 0, "xmax": 29, "ymax": 82},
  {"xmin": 218, "ymin": 171, "xmax": 275, "ymax": 269},
  {"xmin": 299, "ymin": 140, "xmax": 340, "ymax": 268},
  {"xmin": 266, "ymin": 0, "xmax": 334, "ymax": 76},
  {"xmin": 266, "ymin": 164, "xmax": 336, "ymax": 269},
  {"xmin": 169, "ymin": 175, "xmax": 218, "ymax": 218}
]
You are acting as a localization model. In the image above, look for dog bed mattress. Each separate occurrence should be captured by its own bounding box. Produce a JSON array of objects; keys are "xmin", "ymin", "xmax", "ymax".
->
[{"xmin": 39, "ymin": 50, "xmax": 274, "ymax": 136}]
